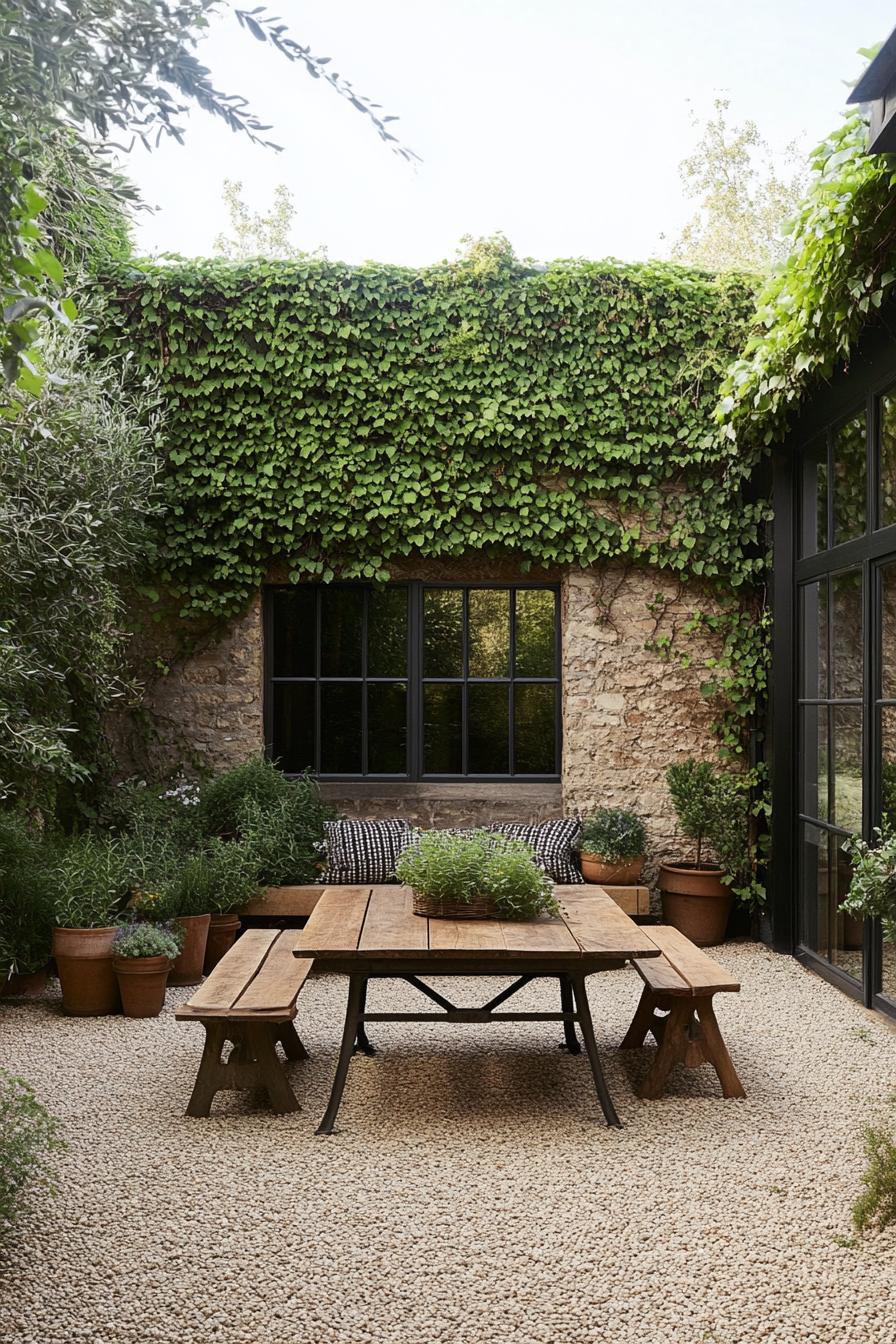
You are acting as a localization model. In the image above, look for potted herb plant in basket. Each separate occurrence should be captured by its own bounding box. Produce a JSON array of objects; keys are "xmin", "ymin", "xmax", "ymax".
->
[
  {"xmin": 112, "ymin": 921, "xmax": 183, "ymax": 1018},
  {"xmin": 578, "ymin": 808, "xmax": 647, "ymax": 885},
  {"xmin": 395, "ymin": 830, "xmax": 560, "ymax": 921},
  {"xmin": 52, "ymin": 834, "xmax": 131, "ymax": 1015}
]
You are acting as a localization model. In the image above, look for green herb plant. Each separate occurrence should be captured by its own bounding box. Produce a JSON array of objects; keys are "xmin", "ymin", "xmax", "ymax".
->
[
  {"xmin": 0, "ymin": 814, "xmax": 56, "ymax": 974},
  {"xmin": 112, "ymin": 921, "xmax": 182, "ymax": 960},
  {"xmin": 155, "ymin": 837, "xmax": 259, "ymax": 918},
  {"xmin": 53, "ymin": 833, "xmax": 131, "ymax": 929},
  {"xmin": 853, "ymin": 1124, "xmax": 896, "ymax": 1235},
  {"xmin": 579, "ymin": 809, "xmax": 647, "ymax": 863},
  {"xmin": 0, "ymin": 1070, "xmax": 65, "ymax": 1235},
  {"xmin": 396, "ymin": 830, "xmax": 559, "ymax": 921}
]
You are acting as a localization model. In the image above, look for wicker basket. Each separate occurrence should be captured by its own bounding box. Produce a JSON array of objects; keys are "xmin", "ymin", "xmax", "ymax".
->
[{"xmin": 411, "ymin": 890, "xmax": 500, "ymax": 919}]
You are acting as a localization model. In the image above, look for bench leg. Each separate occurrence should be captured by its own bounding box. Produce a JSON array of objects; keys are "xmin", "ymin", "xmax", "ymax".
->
[
  {"xmin": 694, "ymin": 998, "xmax": 746, "ymax": 1099},
  {"xmin": 185, "ymin": 1022, "xmax": 228, "ymax": 1118},
  {"xmin": 558, "ymin": 975, "xmax": 581, "ymax": 1053},
  {"xmin": 184, "ymin": 1020, "xmax": 302, "ymax": 1117},
  {"xmin": 277, "ymin": 1021, "xmax": 309, "ymax": 1061},
  {"xmin": 636, "ymin": 1000, "xmax": 692, "ymax": 1100},
  {"xmin": 619, "ymin": 985, "xmax": 658, "ymax": 1050},
  {"xmin": 245, "ymin": 1024, "xmax": 302, "ymax": 1114}
]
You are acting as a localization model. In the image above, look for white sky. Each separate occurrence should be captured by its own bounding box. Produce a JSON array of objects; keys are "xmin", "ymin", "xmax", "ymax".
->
[{"xmin": 126, "ymin": 0, "xmax": 894, "ymax": 267}]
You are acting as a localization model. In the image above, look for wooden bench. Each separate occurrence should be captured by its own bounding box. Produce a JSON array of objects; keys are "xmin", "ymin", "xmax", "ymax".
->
[
  {"xmin": 175, "ymin": 929, "xmax": 313, "ymax": 1117},
  {"xmin": 619, "ymin": 925, "xmax": 745, "ymax": 1100}
]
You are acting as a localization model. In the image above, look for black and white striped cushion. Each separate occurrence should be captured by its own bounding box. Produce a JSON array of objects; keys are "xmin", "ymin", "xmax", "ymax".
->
[
  {"xmin": 487, "ymin": 818, "xmax": 583, "ymax": 884},
  {"xmin": 323, "ymin": 819, "xmax": 412, "ymax": 884}
]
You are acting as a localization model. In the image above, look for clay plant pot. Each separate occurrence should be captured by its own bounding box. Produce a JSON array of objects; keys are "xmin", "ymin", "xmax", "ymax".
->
[
  {"xmin": 52, "ymin": 927, "xmax": 121, "ymax": 1016},
  {"xmin": 580, "ymin": 853, "xmax": 645, "ymax": 886},
  {"xmin": 203, "ymin": 913, "xmax": 241, "ymax": 974},
  {"xmin": 658, "ymin": 863, "xmax": 733, "ymax": 947},
  {"xmin": 169, "ymin": 913, "xmax": 211, "ymax": 987},
  {"xmin": 0, "ymin": 966, "xmax": 50, "ymax": 999},
  {"xmin": 113, "ymin": 955, "xmax": 172, "ymax": 1018}
]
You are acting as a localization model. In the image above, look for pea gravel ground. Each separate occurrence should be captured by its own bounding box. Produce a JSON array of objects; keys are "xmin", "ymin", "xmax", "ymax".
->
[{"xmin": 1, "ymin": 940, "xmax": 895, "ymax": 1344}]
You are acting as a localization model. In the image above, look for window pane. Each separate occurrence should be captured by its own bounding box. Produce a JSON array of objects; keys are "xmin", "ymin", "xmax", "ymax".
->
[
  {"xmin": 878, "ymin": 392, "xmax": 896, "ymax": 529},
  {"xmin": 799, "ymin": 705, "xmax": 828, "ymax": 822},
  {"xmin": 272, "ymin": 683, "xmax": 315, "ymax": 773},
  {"xmin": 799, "ymin": 580, "xmax": 828, "ymax": 700},
  {"xmin": 800, "ymin": 823, "xmax": 830, "ymax": 957},
  {"xmin": 801, "ymin": 446, "xmax": 827, "ymax": 556},
  {"xmin": 831, "ymin": 833, "xmax": 863, "ymax": 981},
  {"xmin": 516, "ymin": 589, "xmax": 556, "ymax": 676},
  {"xmin": 468, "ymin": 684, "xmax": 509, "ymax": 773},
  {"xmin": 882, "ymin": 562, "xmax": 896, "ymax": 700},
  {"xmin": 368, "ymin": 588, "xmax": 408, "ymax": 678},
  {"xmin": 514, "ymin": 684, "xmax": 556, "ymax": 774},
  {"xmin": 468, "ymin": 589, "xmax": 509, "ymax": 677},
  {"xmin": 831, "ymin": 569, "xmax": 863, "ymax": 699},
  {"xmin": 424, "ymin": 589, "xmax": 463, "ymax": 677},
  {"xmin": 832, "ymin": 412, "xmax": 867, "ymax": 546},
  {"xmin": 423, "ymin": 683, "xmax": 462, "ymax": 773},
  {"xmin": 880, "ymin": 707, "xmax": 896, "ymax": 829},
  {"xmin": 883, "ymin": 930, "xmax": 896, "ymax": 1006},
  {"xmin": 367, "ymin": 682, "xmax": 407, "ymax": 774},
  {"xmin": 319, "ymin": 684, "xmax": 362, "ymax": 773},
  {"xmin": 320, "ymin": 588, "xmax": 363, "ymax": 677},
  {"xmin": 831, "ymin": 705, "xmax": 863, "ymax": 832},
  {"xmin": 271, "ymin": 587, "xmax": 315, "ymax": 677}
]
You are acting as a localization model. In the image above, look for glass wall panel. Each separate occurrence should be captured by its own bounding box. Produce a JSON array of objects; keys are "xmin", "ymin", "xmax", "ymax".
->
[
  {"xmin": 881, "ymin": 562, "xmax": 896, "ymax": 700},
  {"xmin": 800, "ymin": 823, "xmax": 831, "ymax": 957},
  {"xmin": 880, "ymin": 707, "xmax": 896, "ymax": 828},
  {"xmin": 831, "ymin": 570, "xmax": 863, "ymax": 699},
  {"xmin": 800, "ymin": 446, "xmax": 828, "ymax": 556},
  {"xmin": 832, "ymin": 412, "xmax": 867, "ymax": 546},
  {"xmin": 799, "ymin": 704, "xmax": 828, "ymax": 822},
  {"xmin": 831, "ymin": 705, "xmax": 863, "ymax": 833},
  {"xmin": 800, "ymin": 580, "xmax": 828, "ymax": 699},
  {"xmin": 831, "ymin": 833, "xmax": 863, "ymax": 979},
  {"xmin": 878, "ymin": 392, "xmax": 896, "ymax": 530}
]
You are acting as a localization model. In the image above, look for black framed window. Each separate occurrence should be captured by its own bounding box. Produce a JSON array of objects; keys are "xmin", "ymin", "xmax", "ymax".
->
[{"xmin": 265, "ymin": 582, "xmax": 561, "ymax": 781}]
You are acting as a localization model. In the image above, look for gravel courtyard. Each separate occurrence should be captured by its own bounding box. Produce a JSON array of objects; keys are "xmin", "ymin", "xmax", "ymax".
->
[{"xmin": 1, "ymin": 941, "xmax": 895, "ymax": 1344}]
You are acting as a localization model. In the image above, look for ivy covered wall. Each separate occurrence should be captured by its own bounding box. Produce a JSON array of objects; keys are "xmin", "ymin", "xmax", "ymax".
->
[{"xmin": 99, "ymin": 242, "xmax": 761, "ymax": 619}]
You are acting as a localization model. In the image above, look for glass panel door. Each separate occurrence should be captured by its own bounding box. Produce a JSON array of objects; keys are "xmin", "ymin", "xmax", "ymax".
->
[{"xmin": 875, "ymin": 561, "xmax": 896, "ymax": 1010}]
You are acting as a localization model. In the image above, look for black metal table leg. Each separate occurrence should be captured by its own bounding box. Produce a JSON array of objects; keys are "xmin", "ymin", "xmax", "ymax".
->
[
  {"xmin": 354, "ymin": 978, "xmax": 376, "ymax": 1056},
  {"xmin": 558, "ymin": 976, "xmax": 581, "ymax": 1053},
  {"xmin": 569, "ymin": 974, "xmax": 622, "ymax": 1128},
  {"xmin": 317, "ymin": 974, "xmax": 365, "ymax": 1135}
]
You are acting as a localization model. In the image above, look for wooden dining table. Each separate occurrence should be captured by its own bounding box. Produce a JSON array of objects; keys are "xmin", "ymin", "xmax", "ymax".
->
[{"xmin": 293, "ymin": 884, "xmax": 662, "ymax": 1134}]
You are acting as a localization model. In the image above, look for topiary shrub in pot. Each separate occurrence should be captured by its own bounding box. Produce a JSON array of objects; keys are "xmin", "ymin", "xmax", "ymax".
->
[
  {"xmin": 112, "ymin": 921, "xmax": 182, "ymax": 1018},
  {"xmin": 52, "ymin": 834, "xmax": 132, "ymax": 1015},
  {"xmin": 0, "ymin": 814, "xmax": 55, "ymax": 998},
  {"xmin": 395, "ymin": 830, "xmax": 560, "ymax": 920},
  {"xmin": 660, "ymin": 761, "xmax": 755, "ymax": 946},
  {"xmin": 578, "ymin": 809, "xmax": 647, "ymax": 885}
]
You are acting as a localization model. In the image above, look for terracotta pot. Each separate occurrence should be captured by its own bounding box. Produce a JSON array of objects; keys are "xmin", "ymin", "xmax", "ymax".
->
[
  {"xmin": 52, "ymin": 927, "xmax": 121, "ymax": 1015},
  {"xmin": 113, "ymin": 955, "xmax": 171, "ymax": 1018},
  {"xmin": 580, "ymin": 853, "xmax": 645, "ymax": 885},
  {"xmin": 203, "ymin": 913, "xmax": 241, "ymax": 973},
  {"xmin": 0, "ymin": 966, "xmax": 49, "ymax": 999},
  {"xmin": 658, "ymin": 863, "xmax": 732, "ymax": 947},
  {"xmin": 169, "ymin": 913, "xmax": 211, "ymax": 986}
]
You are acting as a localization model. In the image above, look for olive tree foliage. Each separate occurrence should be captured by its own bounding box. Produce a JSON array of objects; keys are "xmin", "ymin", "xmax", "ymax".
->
[
  {"xmin": 214, "ymin": 178, "xmax": 306, "ymax": 259},
  {"xmin": 669, "ymin": 98, "xmax": 807, "ymax": 273},
  {"xmin": 0, "ymin": 322, "xmax": 164, "ymax": 804},
  {"xmin": 0, "ymin": 0, "xmax": 415, "ymax": 391}
]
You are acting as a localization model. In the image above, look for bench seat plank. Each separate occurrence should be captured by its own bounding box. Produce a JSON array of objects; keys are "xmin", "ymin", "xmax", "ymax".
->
[
  {"xmin": 176, "ymin": 929, "xmax": 279, "ymax": 1016},
  {"xmin": 235, "ymin": 945, "xmax": 313, "ymax": 1015},
  {"xmin": 634, "ymin": 925, "xmax": 740, "ymax": 997}
]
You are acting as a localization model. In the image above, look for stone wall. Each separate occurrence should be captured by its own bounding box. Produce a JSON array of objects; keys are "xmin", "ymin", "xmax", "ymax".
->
[{"xmin": 119, "ymin": 561, "xmax": 734, "ymax": 874}]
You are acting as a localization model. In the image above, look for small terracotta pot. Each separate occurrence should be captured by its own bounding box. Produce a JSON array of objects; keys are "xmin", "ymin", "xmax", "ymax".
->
[
  {"xmin": 113, "ymin": 955, "xmax": 172, "ymax": 1018},
  {"xmin": 203, "ymin": 913, "xmax": 241, "ymax": 974},
  {"xmin": 658, "ymin": 863, "xmax": 732, "ymax": 947},
  {"xmin": 0, "ymin": 966, "xmax": 49, "ymax": 999},
  {"xmin": 52, "ymin": 927, "xmax": 121, "ymax": 1015},
  {"xmin": 169, "ymin": 913, "xmax": 211, "ymax": 986},
  {"xmin": 580, "ymin": 853, "xmax": 645, "ymax": 885}
]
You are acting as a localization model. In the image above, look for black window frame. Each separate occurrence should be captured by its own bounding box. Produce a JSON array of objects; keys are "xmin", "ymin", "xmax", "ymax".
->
[{"xmin": 263, "ymin": 580, "xmax": 562, "ymax": 783}]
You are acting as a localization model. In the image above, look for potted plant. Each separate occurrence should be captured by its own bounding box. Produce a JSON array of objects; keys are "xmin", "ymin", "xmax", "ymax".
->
[
  {"xmin": 112, "ymin": 921, "xmax": 182, "ymax": 1017},
  {"xmin": 840, "ymin": 825, "xmax": 896, "ymax": 941},
  {"xmin": 658, "ymin": 760, "xmax": 750, "ymax": 946},
  {"xmin": 52, "ymin": 834, "xmax": 130, "ymax": 1015},
  {"xmin": 150, "ymin": 838, "xmax": 259, "ymax": 984},
  {"xmin": 395, "ymin": 830, "xmax": 560, "ymax": 920},
  {"xmin": 0, "ymin": 815, "xmax": 55, "ymax": 998},
  {"xmin": 578, "ymin": 808, "xmax": 647, "ymax": 885}
]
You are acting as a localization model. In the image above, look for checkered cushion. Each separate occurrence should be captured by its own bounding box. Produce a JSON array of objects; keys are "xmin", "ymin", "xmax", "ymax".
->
[
  {"xmin": 487, "ymin": 818, "xmax": 583, "ymax": 884},
  {"xmin": 322, "ymin": 818, "xmax": 412, "ymax": 884}
]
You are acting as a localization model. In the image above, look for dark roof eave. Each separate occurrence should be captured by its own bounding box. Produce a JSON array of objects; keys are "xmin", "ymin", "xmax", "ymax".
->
[{"xmin": 849, "ymin": 29, "xmax": 896, "ymax": 103}]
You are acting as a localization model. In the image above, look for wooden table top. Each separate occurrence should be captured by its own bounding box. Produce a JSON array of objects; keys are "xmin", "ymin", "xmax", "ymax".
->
[{"xmin": 292, "ymin": 885, "xmax": 662, "ymax": 963}]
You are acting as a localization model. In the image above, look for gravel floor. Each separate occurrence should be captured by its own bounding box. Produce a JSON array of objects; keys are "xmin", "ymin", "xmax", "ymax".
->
[{"xmin": 1, "ymin": 941, "xmax": 895, "ymax": 1344}]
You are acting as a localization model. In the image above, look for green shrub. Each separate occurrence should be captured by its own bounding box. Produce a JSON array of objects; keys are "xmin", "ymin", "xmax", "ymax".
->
[
  {"xmin": 196, "ymin": 756, "xmax": 291, "ymax": 839},
  {"xmin": 396, "ymin": 830, "xmax": 559, "ymax": 920},
  {"xmin": 666, "ymin": 760, "xmax": 717, "ymax": 867},
  {"xmin": 853, "ymin": 1125, "xmax": 896, "ymax": 1235},
  {"xmin": 112, "ymin": 921, "xmax": 182, "ymax": 959},
  {"xmin": 666, "ymin": 759, "xmax": 759, "ymax": 905},
  {"xmin": 841, "ymin": 825, "xmax": 896, "ymax": 941},
  {"xmin": 53, "ymin": 833, "xmax": 131, "ymax": 929},
  {"xmin": 0, "ymin": 814, "xmax": 56, "ymax": 974},
  {"xmin": 154, "ymin": 837, "xmax": 260, "ymax": 917},
  {"xmin": 0, "ymin": 1070, "xmax": 65, "ymax": 1234},
  {"xmin": 579, "ymin": 809, "xmax": 646, "ymax": 864},
  {"xmin": 239, "ymin": 774, "xmax": 333, "ymax": 885}
]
